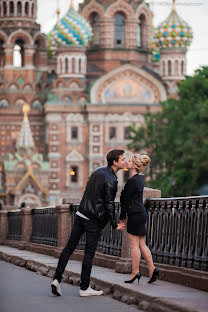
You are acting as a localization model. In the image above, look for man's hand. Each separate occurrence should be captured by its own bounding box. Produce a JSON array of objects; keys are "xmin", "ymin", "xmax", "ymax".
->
[{"xmin": 116, "ymin": 221, "xmax": 125, "ymax": 231}]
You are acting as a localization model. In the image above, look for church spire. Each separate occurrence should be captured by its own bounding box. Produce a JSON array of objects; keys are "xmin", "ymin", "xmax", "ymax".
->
[{"xmin": 17, "ymin": 104, "xmax": 35, "ymax": 148}]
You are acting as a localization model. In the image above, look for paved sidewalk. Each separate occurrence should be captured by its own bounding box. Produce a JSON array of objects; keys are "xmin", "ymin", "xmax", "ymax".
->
[{"xmin": 0, "ymin": 245, "xmax": 207, "ymax": 312}]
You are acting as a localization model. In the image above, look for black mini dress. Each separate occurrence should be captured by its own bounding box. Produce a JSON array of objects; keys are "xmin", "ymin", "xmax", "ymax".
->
[{"xmin": 120, "ymin": 174, "xmax": 148, "ymax": 236}]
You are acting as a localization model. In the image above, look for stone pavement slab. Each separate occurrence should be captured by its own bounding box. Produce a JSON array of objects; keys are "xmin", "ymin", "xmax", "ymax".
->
[{"xmin": 0, "ymin": 245, "xmax": 207, "ymax": 312}]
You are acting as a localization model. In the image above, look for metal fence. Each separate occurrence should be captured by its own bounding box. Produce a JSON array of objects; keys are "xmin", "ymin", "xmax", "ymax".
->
[
  {"xmin": 7, "ymin": 210, "xmax": 22, "ymax": 241},
  {"xmin": 70, "ymin": 203, "xmax": 122, "ymax": 257},
  {"xmin": 145, "ymin": 196, "xmax": 208, "ymax": 271},
  {"xmin": 30, "ymin": 207, "xmax": 58, "ymax": 246}
]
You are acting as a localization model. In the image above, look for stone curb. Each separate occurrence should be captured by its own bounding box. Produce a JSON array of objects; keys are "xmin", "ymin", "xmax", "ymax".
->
[{"xmin": 0, "ymin": 251, "xmax": 198, "ymax": 312}]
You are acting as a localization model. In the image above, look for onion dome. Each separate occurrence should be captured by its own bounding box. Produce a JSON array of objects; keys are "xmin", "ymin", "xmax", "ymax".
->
[
  {"xmin": 155, "ymin": 2, "xmax": 193, "ymax": 49},
  {"xmin": 48, "ymin": 2, "xmax": 92, "ymax": 54}
]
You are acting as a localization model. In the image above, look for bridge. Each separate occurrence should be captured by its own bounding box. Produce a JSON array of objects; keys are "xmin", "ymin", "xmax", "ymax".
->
[{"xmin": 0, "ymin": 195, "xmax": 208, "ymax": 312}]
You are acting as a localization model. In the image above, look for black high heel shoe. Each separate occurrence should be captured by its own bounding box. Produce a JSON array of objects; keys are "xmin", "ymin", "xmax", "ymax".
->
[
  {"xmin": 125, "ymin": 272, "xmax": 141, "ymax": 284},
  {"xmin": 148, "ymin": 268, "xmax": 159, "ymax": 284}
]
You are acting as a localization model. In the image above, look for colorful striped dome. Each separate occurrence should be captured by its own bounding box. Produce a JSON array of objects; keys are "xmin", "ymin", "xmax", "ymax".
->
[
  {"xmin": 48, "ymin": 5, "xmax": 92, "ymax": 53},
  {"xmin": 155, "ymin": 6, "xmax": 193, "ymax": 49}
]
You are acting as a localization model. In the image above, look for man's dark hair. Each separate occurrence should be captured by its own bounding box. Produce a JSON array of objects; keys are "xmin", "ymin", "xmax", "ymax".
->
[{"xmin": 107, "ymin": 149, "xmax": 125, "ymax": 167}]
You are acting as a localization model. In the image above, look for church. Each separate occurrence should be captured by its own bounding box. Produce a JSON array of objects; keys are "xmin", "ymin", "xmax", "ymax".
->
[{"xmin": 0, "ymin": 0, "xmax": 193, "ymax": 208}]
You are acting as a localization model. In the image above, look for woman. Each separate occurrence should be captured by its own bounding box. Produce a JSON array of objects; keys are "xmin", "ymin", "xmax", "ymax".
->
[{"xmin": 120, "ymin": 154, "xmax": 159, "ymax": 284}]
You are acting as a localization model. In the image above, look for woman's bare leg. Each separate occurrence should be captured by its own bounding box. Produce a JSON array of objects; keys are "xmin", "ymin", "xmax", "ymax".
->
[
  {"xmin": 128, "ymin": 233, "xmax": 141, "ymax": 279},
  {"xmin": 139, "ymin": 236, "xmax": 155, "ymax": 277}
]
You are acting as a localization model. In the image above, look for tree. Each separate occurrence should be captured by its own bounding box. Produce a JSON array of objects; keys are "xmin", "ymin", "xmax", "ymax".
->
[{"xmin": 128, "ymin": 66, "xmax": 208, "ymax": 197}]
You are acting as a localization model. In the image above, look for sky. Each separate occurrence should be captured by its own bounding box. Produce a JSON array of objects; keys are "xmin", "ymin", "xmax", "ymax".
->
[{"xmin": 36, "ymin": 0, "xmax": 208, "ymax": 76}]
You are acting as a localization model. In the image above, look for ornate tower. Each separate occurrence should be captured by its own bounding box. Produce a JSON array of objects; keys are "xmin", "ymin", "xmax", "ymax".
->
[
  {"xmin": 2, "ymin": 103, "xmax": 50, "ymax": 208},
  {"xmin": 0, "ymin": 0, "xmax": 48, "ymax": 164},
  {"xmin": 154, "ymin": 0, "xmax": 193, "ymax": 96}
]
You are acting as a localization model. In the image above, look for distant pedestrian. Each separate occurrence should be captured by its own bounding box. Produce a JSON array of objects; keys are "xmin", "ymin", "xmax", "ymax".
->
[
  {"xmin": 51, "ymin": 149, "xmax": 126, "ymax": 297},
  {"xmin": 119, "ymin": 154, "xmax": 159, "ymax": 284}
]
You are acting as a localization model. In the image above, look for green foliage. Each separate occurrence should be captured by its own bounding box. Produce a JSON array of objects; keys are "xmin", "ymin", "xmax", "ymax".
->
[{"xmin": 128, "ymin": 66, "xmax": 208, "ymax": 197}]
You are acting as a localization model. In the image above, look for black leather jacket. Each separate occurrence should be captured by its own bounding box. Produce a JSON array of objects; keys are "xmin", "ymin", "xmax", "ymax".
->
[
  {"xmin": 120, "ymin": 174, "xmax": 145, "ymax": 220},
  {"xmin": 79, "ymin": 166, "xmax": 118, "ymax": 229}
]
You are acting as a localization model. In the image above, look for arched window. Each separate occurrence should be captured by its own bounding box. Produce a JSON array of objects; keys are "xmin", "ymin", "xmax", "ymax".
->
[
  {"xmin": 65, "ymin": 58, "xmax": 69, "ymax": 73},
  {"xmin": 137, "ymin": 21, "xmax": 141, "ymax": 48},
  {"xmin": 139, "ymin": 14, "xmax": 146, "ymax": 49},
  {"xmin": 79, "ymin": 59, "xmax": 82, "ymax": 73},
  {"xmin": 10, "ymin": 1, "xmax": 14, "ymax": 16},
  {"xmin": 32, "ymin": 3, "xmax": 34, "ymax": 18},
  {"xmin": 181, "ymin": 61, "xmax": 184, "ymax": 75},
  {"xmin": 114, "ymin": 13, "xmax": 125, "ymax": 48},
  {"xmin": 17, "ymin": 1, "xmax": 22, "ymax": 16},
  {"xmin": 3, "ymin": 1, "xmax": 7, "ymax": 16},
  {"xmin": 0, "ymin": 39, "xmax": 5, "ymax": 67},
  {"xmin": 13, "ymin": 39, "xmax": 24, "ymax": 67},
  {"xmin": 70, "ymin": 166, "xmax": 78, "ymax": 183},
  {"xmin": 90, "ymin": 12, "xmax": 100, "ymax": 47},
  {"xmin": 168, "ymin": 60, "xmax": 172, "ymax": 75},
  {"xmin": 25, "ymin": 2, "xmax": 29, "ymax": 16}
]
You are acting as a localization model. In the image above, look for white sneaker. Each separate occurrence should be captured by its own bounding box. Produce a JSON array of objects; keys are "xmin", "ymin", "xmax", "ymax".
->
[
  {"xmin": 51, "ymin": 279, "xmax": 62, "ymax": 296},
  {"xmin": 79, "ymin": 286, "xmax": 104, "ymax": 297}
]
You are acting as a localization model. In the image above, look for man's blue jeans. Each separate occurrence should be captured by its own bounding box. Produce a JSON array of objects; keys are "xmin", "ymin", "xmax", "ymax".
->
[{"xmin": 54, "ymin": 215, "xmax": 102, "ymax": 290}]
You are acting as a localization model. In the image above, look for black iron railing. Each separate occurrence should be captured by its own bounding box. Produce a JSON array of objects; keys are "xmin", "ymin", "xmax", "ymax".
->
[
  {"xmin": 70, "ymin": 203, "xmax": 122, "ymax": 256},
  {"xmin": 145, "ymin": 196, "xmax": 208, "ymax": 271},
  {"xmin": 7, "ymin": 210, "xmax": 22, "ymax": 241},
  {"xmin": 30, "ymin": 207, "xmax": 58, "ymax": 246}
]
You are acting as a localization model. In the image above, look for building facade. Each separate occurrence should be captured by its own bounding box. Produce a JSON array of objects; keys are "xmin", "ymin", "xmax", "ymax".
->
[{"xmin": 0, "ymin": 0, "xmax": 193, "ymax": 208}]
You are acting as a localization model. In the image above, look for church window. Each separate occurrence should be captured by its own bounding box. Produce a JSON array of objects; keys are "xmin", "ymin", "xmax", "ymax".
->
[
  {"xmin": 10, "ymin": 1, "xmax": 14, "ymax": 16},
  {"xmin": 139, "ymin": 14, "xmax": 146, "ymax": 49},
  {"xmin": 71, "ymin": 127, "xmax": 78, "ymax": 140},
  {"xmin": 3, "ymin": 2, "xmax": 7, "ymax": 16},
  {"xmin": 65, "ymin": 58, "xmax": 69, "ymax": 73},
  {"xmin": 90, "ymin": 12, "xmax": 100, "ymax": 47},
  {"xmin": 32, "ymin": 3, "xmax": 35, "ymax": 18},
  {"xmin": 115, "ymin": 13, "xmax": 125, "ymax": 48},
  {"xmin": 181, "ymin": 61, "xmax": 184, "ymax": 75},
  {"xmin": 71, "ymin": 166, "xmax": 78, "ymax": 183},
  {"xmin": 124, "ymin": 127, "xmax": 130, "ymax": 140},
  {"xmin": 25, "ymin": 2, "xmax": 29, "ymax": 16},
  {"xmin": 17, "ymin": 1, "xmax": 22, "ymax": 16},
  {"xmin": 109, "ymin": 127, "xmax": 116, "ymax": 139},
  {"xmin": 168, "ymin": 60, "xmax": 172, "ymax": 75},
  {"xmin": 137, "ymin": 21, "xmax": 141, "ymax": 48},
  {"xmin": 79, "ymin": 59, "xmax": 82, "ymax": 73},
  {"xmin": 13, "ymin": 39, "xmax": 25, "ymax": 67}
]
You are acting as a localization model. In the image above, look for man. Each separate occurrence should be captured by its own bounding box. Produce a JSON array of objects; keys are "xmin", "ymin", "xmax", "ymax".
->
[{"xmin": 51, "ymin": 149, "xmax": 126, "ymax": 297}]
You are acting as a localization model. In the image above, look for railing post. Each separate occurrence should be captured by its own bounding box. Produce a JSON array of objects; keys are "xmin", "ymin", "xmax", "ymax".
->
[
  {"xmin": 115, "ymin": 187, "xmax": 161, "ymax": 273},
  {"xmin": 56, "ymin": 204, "xmax": 71, "ymax": 248},
  {"xmin": 0, "ymin": 211, "xmax": 8, "ymax": 244},
  {"xmin": 21, "ymin": 208, "xmax": 33, "ymax": 243}
]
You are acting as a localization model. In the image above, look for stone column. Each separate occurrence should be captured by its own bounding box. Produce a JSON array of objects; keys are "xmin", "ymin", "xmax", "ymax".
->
[
  {"xmin": 21, "ymin": 208, "xmax": 33, "ymax": 243},
  {"xmin": 115, "ymin": 187, "xmax": 161, "ymax": 273},
  {"xmin": 0, "ymin": 211, "xmax": 8, "ymax": 244},
  {"xmin": 56, "ymin": 204, "xmax": 71, "ymax": 248}
]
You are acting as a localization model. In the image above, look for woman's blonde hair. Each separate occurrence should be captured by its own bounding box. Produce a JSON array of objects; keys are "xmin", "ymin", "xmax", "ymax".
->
[{"xmin": 132, "ymin": 154, "xmax": 150, "ymax": 173}]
